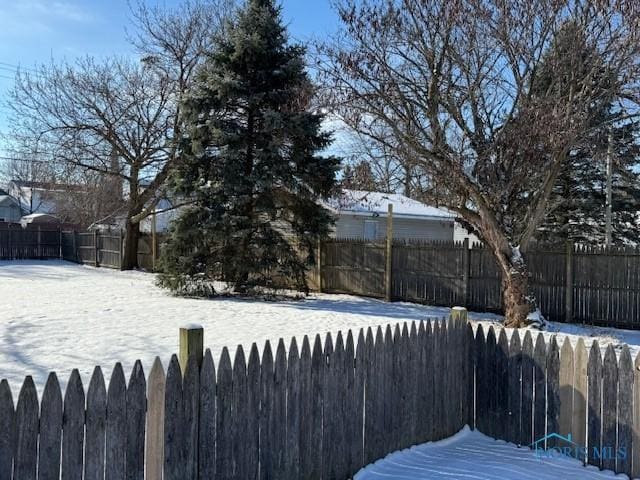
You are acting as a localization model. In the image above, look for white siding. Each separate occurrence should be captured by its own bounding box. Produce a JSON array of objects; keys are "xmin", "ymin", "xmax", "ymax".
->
[{"xmin": 333, "ymin": 214, "xmax": 454, "ymax": 242}]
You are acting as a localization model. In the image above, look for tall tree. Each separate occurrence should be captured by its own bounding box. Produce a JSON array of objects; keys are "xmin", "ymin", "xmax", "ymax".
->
[
  {"xmin": 321, "ymin": 0, "xmax": 640, "ymax": 326},
  {"xmin": 342, "ymin": 160, "xmax": 380, "ymax": 191},
  {"xmin": 158, "ymin": 0, "xmax": 339, "ymax": 295},
  {"xmin": 4, "ymin": 0, "xmax": 231, "ymax": 269}
]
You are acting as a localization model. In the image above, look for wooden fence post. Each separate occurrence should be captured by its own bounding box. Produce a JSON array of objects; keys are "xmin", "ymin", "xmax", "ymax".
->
[
  {"xmin": 151, "ymin": 214, "xmax": 157, "ymax": 272},
  {"xmin": 37, "ymin": 226, "xmax": 42, "ymax": 259},
  {"xmin": 94, "ymin": 229, "xmax": 100, "ymax": 268},
  {"xmin": 120, "ymin": 230, "xmax": 125, "ymax": 271},
  {"xmin": 179, "ymin": 325, "xmax": 204, "ymax": 375},
  {"xmin": 385, "ymin": 204, "xmax": 394, "ymax": 302},
  {"xmin": 316, "ymin": 238, "xmax": 322, "ymax": 293},
  {"xmin": 462, "ymin": 238, "xmax": 470, "ymax": 306},
  {"xmin": 565, "ymin": 241, "xmax": 573, "ymax": 323},
  {"xmin": 450, "ymin": 306, "xmax": 468, "ymax": 325}
]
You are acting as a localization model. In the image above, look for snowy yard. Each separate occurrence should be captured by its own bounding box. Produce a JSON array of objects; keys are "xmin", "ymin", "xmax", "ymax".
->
[
  {"xmin": 2, "ymin": 260, "xmax": 640, "ymax": 394},
  {"xmin": 355, "ymin": 427, "xmax": 622, "ymax": 479},
  {"xmin": 0, "ymin": 260, "xmax": 466, "ymax": 392},
  {"xmin": 2, "ymin": 260, "xmax": 638, "ymax": 480}
]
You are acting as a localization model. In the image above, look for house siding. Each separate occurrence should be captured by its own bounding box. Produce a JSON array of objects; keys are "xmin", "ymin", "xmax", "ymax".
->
[{"xmin": 333, "ymin": 214, "xmax": 454, "ymax": 242}]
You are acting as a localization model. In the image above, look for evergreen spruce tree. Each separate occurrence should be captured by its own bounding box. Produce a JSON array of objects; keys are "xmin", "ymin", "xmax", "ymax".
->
[
  {"xmin": 534, "ymin": 22, "xmax": 640, "ymax": 246},
  {"xmin": 159, "ymin": 0, "xmax": 339, "ymax": 295}
]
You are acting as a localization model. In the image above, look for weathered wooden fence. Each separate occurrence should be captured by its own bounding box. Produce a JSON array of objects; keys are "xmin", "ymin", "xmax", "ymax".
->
[
  {"xmin": 2, "ymin": 315, "xmax": 640, "ymax": 478},
  {"xmin": 321, "ymin": 239, "xmax": 640, "ymax": 329},
  {"xmin": 0, "ymin": 316, "xmax": 472, "ymax": 480},
  {"xmin": 474, "ymin": 324, "xmax": 640, "ymax": 478},
  {"xmin": 0, "ymin": 223, "xmax": 61, "ymax": 260}
]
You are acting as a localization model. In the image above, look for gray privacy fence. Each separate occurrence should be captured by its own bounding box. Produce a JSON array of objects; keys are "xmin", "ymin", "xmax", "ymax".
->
[
  {"xmin": 1, "ymin": 315, "xmax": 639, "ymax": 479},
  {"xmin": 0, "ymin": 224, "xmax": 61, "ymax": 260},
  {"xmin": 320, "ymin": 239, "xmax": 640, "ymax": 329}
]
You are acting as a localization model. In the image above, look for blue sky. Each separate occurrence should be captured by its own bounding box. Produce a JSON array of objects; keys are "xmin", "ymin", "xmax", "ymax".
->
[{"xmin": 0, "ymin": 0, "xmax": 339, "ymax": 132}]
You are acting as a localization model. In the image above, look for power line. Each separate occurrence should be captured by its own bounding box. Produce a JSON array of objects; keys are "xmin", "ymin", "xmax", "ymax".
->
[{"xmin": 0, "ymin": 61, "xmax": 39, "ymax": 74}]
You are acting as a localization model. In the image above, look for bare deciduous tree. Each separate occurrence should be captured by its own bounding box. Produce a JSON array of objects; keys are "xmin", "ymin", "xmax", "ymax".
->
[
  {"xmin": 320, "ymin": 0, "xmax": 640, "ymax": 326},
  {"xmin": 4, "ymin": 0, "xmax": 232, "ymax": 268}
]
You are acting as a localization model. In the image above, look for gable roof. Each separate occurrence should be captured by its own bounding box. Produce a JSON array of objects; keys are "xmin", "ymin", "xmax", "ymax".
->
[{"xmin": 326, "ymin": 189, "xmax": 454, "ymax": 221}]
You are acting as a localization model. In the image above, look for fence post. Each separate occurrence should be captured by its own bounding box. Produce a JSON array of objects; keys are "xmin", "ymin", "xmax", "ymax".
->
[
  {"xmin": 451, "ymin": 306, "xmax": 468, "ymax": 324},
  {"xmin": 94, "ymin": 229, "xmax": 100, "ymax": 267},
  {"xmin": 179, "ymin": 324, "xmax": 204, "ymax": 374},
  {"xmin": 565, "ymin": 241, "xmax": 573, "ymax": 323},
  {"xmin": 385, "ymin": 203, "xmax": 394, "ymax": 302},
  {"xmin": 7, "ymin": 223, "xmax": 11, "ymax": 260},
  {"xmin": 120, "ymin": 229, "xmax": 125, "ymax": 271},
  {"xmin": 58, "ymin": 227, "xmax": 62, "ymax": 260},
  {"xmin": 316, "ymin": 238, "xmax": 322, "ymax": 293},
  {"xmin": 462, "ymin": 238, "xmax": 470, "ymax": 306},
  {"xmin": 37, "ymin": 225, "xmax": 42, "ymax": 259},
  {"xmin": 72, "ymin": 231, "xmax": 77, "ymax": 262}
]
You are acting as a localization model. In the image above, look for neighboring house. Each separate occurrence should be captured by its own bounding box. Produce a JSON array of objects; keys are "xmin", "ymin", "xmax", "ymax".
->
[
  {"xmin": 7, "ymin": 180, "xmax": 61, "ymax": 215},
  {"xmin": 325, "ymin": 189, "xmax": 455, "ymax": 241},
  {"xmin": 0, "ymin": 189, "xmax": 23, "ymax": 222}
]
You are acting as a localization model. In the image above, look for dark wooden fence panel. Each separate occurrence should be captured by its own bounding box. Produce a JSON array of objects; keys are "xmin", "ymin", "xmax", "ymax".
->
[
  {"xmin": 3, "ymin": 317, "xmax": 639, "ymax": 479},
  {"xmin": 0, "ymin": 223, "xmax": 61, "ymax": 260},
  {"xmin": 322, "ymin": 240, "xmax": 385, "ymax": 297}
]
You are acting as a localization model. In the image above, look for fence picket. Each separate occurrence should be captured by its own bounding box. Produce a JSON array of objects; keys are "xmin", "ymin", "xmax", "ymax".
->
[
  {"xmin": 353, "ymin": 330, "xmax": 365, "ymax": 473},
  {"xmin": 521, "ymin": 331, "xmax": 534, "ymax": 446},
  {"xmin": 309, "ymin": 335, "xmax": 324, "ymax": 479},
  {"xmin": 286, "ymin": 339, "xmax": 301, "ymax": 480},
  {"xmin": 62, "ymin": 370, "xmax": 85, "ymax": 480},
  {"xmin": 232, "ymin": 346, "xmax": 248, "ymax": 480},
  {"xmin": 475, "ymin": 325, "xmax": 488, "ymax": 435},
  {"xmin": 485, "ymin": 327, "xmax": 497, "ymax": 438},
  {"xmin": 533, "ymin": 333, "xmax": 547, "ymax": 444},
  {"xmin": 573, "ymin": 338, "xmax": 588, "ymax": 456},
  {"xmin": 38, "ymin": 373, "xmax": 63, "ymax": 480},
  {"xmin": 183, "ymin": 355, "xmax": 200, "ymax": 480},
  {"xmin": 546, "ymin": 337, "xmax": 560, "ymax": 448},
  {"xmin": 559, "ymin": 338, "xmax": 574, "ymax": 441},
  {"xmin": 602, "ymin": 345, "xmax": 618, "ymax": 472},
  {"xmin": 106, "ymin": 364, "xmax": 126, "ymax": 480},
  {"xmin": 246, "ymin": 344, "xmax": 260, "ymax": 480},
  {"xmin": 322, "ymin": 333, "xmax": 335, "ymax": 479},
  {"xmin": 299, "ymin": 337, "xmax": 313, "ymax": 479},
  {"xmin": 126, "ymin": 361, "xmax": 146, "ymax": 480},
  {"xmin": 507, "ymin": 330, "xmax": 522, "ymax": 444},
  {"xmin": 496, "ymin": 329, "xmax": 509, "ymax": 440},
  {"xmin": 618, "ymin": 345, "xmax": 633, "ymax": 476},
  {"xmin": 146, "ymin": 358, "xmax": 166, "ymax": 480},
  {"xmin": 259, "ymin": 342, "xmax": 274, "ymax": 480},
  {"xmin": 215, "ymin": 348, "xmax": 232, "ymax": 480},
  {"xmin": 199, "ymin": 350, "xmax": 216, "ymax": 480},
  {"xmin": 164, "ymin": 355, "xmax": 184, "ymax": 480},
  {"xmin": 274, "ymin": 340, "xmax": 287, "ymax": 478},
  {"xmin": 85, "ymin": 367, "xmax": 106, "ymax": 480},
  {"xmin": 0, "ymin": 380, "xmax": 14, "ymax": 480},
  {"xmin": 587, "ymin": 341, "xmax": 603, "ymax": 468},
  {"xmin": 14, "ymin": 376, "xmax": 38, "ymax": 480}
]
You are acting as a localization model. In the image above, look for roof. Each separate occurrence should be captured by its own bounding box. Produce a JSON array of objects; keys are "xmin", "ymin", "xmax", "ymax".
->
[
  {"xmin": 20, "ymin": 213, "xmax": 61, "ymax": 225},
  {"xmin": 326, "ymin": 189, "xmax": 454, "ymax": 221}
]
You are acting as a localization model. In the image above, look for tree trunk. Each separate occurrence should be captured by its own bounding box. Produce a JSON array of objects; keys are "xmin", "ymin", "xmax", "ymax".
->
[
  {"xmin": 122, "ymin": 220, "xmax": 140, "ymax": 270},
  {"xmin": 501, "ymin": 261, "xmax": 532, "ymax": 328}
]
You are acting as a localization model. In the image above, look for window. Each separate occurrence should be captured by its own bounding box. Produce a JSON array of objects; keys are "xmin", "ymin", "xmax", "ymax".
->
[{"xmin": 363, "ymin": 220, "xmax": 378, "ymax": 240}]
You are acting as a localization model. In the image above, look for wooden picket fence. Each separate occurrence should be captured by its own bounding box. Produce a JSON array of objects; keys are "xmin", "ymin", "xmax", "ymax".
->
[
  {"xmin": 321, "ymin": 239, "xmax": 640, "ymax": 329},
  {"xmin": 0, "ymin": 316, "xmax": 472, "ymax": 480}
]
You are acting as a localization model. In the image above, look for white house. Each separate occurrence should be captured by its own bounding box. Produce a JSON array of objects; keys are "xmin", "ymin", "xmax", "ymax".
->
[
  {"xmin": 325, "ymin": 189, "xmax": 455, "ymax": 241},
  {"xmin": 0, "ymin": 189, "xmax": 23, "ymax": 222},
  {"xmin": 7, "ymin": 180, "xmax": 60, "ymax": 215}
]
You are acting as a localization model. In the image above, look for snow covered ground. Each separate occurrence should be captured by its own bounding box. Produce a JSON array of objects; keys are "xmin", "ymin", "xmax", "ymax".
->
[
  {"xmin": 1, "ymin": 260, "xmax": 639, "ymax": 396},
  {"xmin": 0, "ymin": 260, "xmax": 475, "ymax": 393},
  {"xmin": 355, "ymin": 427, "xmax": 623, "ymax": 480}
]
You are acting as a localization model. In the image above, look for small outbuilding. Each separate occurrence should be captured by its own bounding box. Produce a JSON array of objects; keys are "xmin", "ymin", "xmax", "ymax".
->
[
  {"xmin": 19, "ymin": 213, "xmax": 61, "ymax": 228},
  {"xmin": 325, "ymin": 189, "xmax": 455, "ymax": 242}
]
